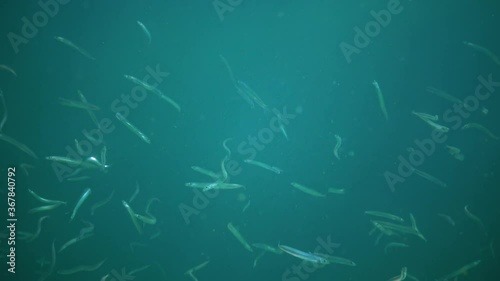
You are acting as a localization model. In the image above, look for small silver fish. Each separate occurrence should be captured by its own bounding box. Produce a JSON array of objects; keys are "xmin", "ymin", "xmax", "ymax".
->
[
  {"xmin": 278, "ymin": 244, "xmax": 329, "ymax": 264},
  {"xmin": 137, "ymin": 21, "xmax": 151, "ymax": 44}
]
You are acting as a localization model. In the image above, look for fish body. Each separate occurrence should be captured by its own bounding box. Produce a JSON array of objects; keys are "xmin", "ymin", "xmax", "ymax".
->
[
  {"xmin": 244, "ymin": 159, "xmax": 282, "ymax": 174},
  {"xmin": 278, "ymin": 244, "xmax": 329, "ymax": 264},
  {"xmin": 58, "ymin": 97, "xmax": 100, "ymax": 111},
  {"xmin": 0, "ymin": 133, "xmax": 38, "ymax": 159},
  {"xmin": 203, "ymin": 182, "xmax": 244, "ymax": 191},
  {"xmin": 137, "ymin": 21, "xmax": 151, "ymax": 44},
  {"xmin": 70, "ymin": 188, "xmax": 91, "ymax": 222},
  {"xmin": 290, "ymin": 182, "xmax": 325, "ymax": 197},
  {"xmin": 191, "ymin": 166, "xmax": 221, "ymax": 180},
  {"xmin": 115, "ymin": 113, "xmax": 151, "ymax": 144},
  {"xmin": 54, "ymin": 36, "xmax": 95, "ymax": 60},
  {"xmin": 237, "ymin": 81, "xmax": 269, "ymax": 111},
  {"xmin": 251, "ymin": 243, "xmax": 283, "ymax": 255},
  {"xmin": 333, "ymin": 134, "xmax": 342, "ymax": 160},
  {"xmin": 122, "ymin": 200, "xmax": 143, "ymax": 234},
  {"xmin": 365, "ymin": 211, "xmax": 404, "ymax": 222},
  {"xmin": 46, "ymin": 156, "xmax": 107, "ymax": 170},
  {"xmin": 372, "ymin": 80, "xmax": 388, "ymax": 120},
  {"xmin": 227, "ymin": 222, "xmax": 253, "ymax": 252},
  {"xmin": 0, "ymin": 64, "xmax": 17, "ymax": 76}
]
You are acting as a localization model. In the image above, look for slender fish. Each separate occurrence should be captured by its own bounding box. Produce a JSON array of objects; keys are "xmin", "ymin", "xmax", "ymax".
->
[
  {"xmin": 0, "ymin": 64, "xmax": 17, "ymax": 77},
  {"xmin": 437, "ymin": 213, "xmax": 455, "ymax": 226},
  {"xmin": 219, "ymin": 54, "xmax": 237, "ymax": 85},
  {"xmin": 388, "ymin": 267, "xmax": 407, "ymax": 281},
  {"xmin": 290, "ymin": 182, "xmax": 326, "ymax": 197},
  {"xmin": 100, "ymin": 146, "xmax": 107, "ymax": 166},
  {"xmin": 384, "ymin": 242, "xmax": 409, "ymax": 254},
  {"xmin": 70, "ymin": 188, "xmax": 91, "ymax": 222},
  {"xmin": 315, "ymin": 254, "xmax": 356, "ymax": 266},
  {"xmin": 122, "ymin": 200, "xmax": 143, "ymax": 234},
  {"xmin": 79, "ymin": 220, "xmax": 95, "ymax": 237},
  {"xmin": 426, "ymin": 87, "xmax": 463, "ymax": 105},
  {"xmin": 436, "ymin": 260, "xmax": 481, "ymax": 281},
  {"xmin": 462, "ymin": 122, "xmax": 499, "ymax": 140},
  {"xmin": 244, "ymin": 159, "xmax": 282, "ymax": 174},
  {"xmin": 124, "ymin": 74, "xmax": 159, "ymax": 91},
  {"xmin": 26, "ymin": 216, "xmax": 50, "ymax": 243},
  {"xmin": 115, "ymin": 113, "xmax": 151, "ymax": 144},
  {"xmin": 219, "ymin": 55, "xmax": 256, "ymax": 108},
  {"xmin": 464, "ymin": 205, "xmax": 487, "ymax": 236},
  {"xmin": 411, "ymin": 111, "xmax": 439, "ymax": 122},
  {"xmin": 251, "ymin": 243, "xmax": 283, "ymax": 255},
  {"xmin": 372, "ymin": 80, "xmax": 388, "ymax": 120},
  {"xmin": 57, "ymin": 259, "xmax": 107, "ymax": 275},
  {"xmin": 222, "ymin": 138, "xmax": 233, "ymax": 158},
  {"xmin": 242, "ymin": 200, "xmax": 251, "ymax": 213},
  {"xmin": 185, "ymin": 182, "xmax": 216, "ymax": 189},
  {"xmin": 202, "ymin": 182, "xmax": 244, "ymax": 191},
  {"xmin": 58, "ymin": 97, "xmax": 100, "ymax": 111},
  {"xmin": 54, "ymin": 36, "xmax": 96, "ymax": 60},
  {"xmin": 276, "ymin": 113, "xmax": 289, "ymax": 140},
  {"xmin": 28, "ymin": 204, "xmax": 64, "ymax": 214},
  {"xmin": 365, "ymin": 211, "xmax": 405, "ymax": 222},
  {"xmin": 38, "ymin": 240, "xmax": 56, "ymax": 281},
  {"xmin": 135, "ymin": 198, "xmax": 159, "ymax": 225},
  {"xmin": 374, "ymin": 214, "xmax": 426, "ymax": 242},
  {"xmin": 412, "ymin": 168, "xmax": 447, "ymax": 187},
  {"xmin": 327, "ymin": 188, "xmax": 345, "ymax": 194},
  {"xmin": 77, "ymin": 90, "xmax": 101, "ymax": 129},
  {"xmin": 137, "ymin": 21, "xmax": 151, "ymax": 44},
  {"xmin": 90, "ymin": 191, "xmax": 115, "ymax": 216},
  {"xmin": 445, "ymin": 145, "xmax": 464, "ymax": 161},
  {"xmin": 45, "ymin": 156, "xmax": 106, "ymax": 170},
  {"xmin": 333, "ymin": 134, "xmax": 342, "ymax": 160},
  {"xmin": 237, "ymin": 80, "xmax": 269, "ymax": 111},
  {"xmin": 59, "ymin": 232, "xmax": 94, "ymax": 253},
  {"xmin": 464, "ymin": 41, "xmax": 500, "ymax": 66},
  {"xmin": 28, "ymin": 189, "xmax": 67, "ymax": 205},
  {"xmin": 184, "ymin": 260, "xmax": 209, "ymax": 275},
  {"xmin": 0, "ymin": 133, "xmax": 38, "ymax": 159},
  {"xmin": 191, "ymin": 166, "xmax": 220, "ymax": 180},
  {"xmin": 219, "ymin": 156, "xmax": 229, "ymax": 183},
  {"xmin": 227, "ymin": 222, "xmax": 253, "ymax": 252},
  {"xmin": 253, "ymin": 251, "xmax": 266, "ymax": 268},
  {"xmin": 124, "ymin": 75, "xmax": 179, "ymax": 112},
  {"xmin": 278, "ymin": 244, "xmax": 329, "ymax": 264},
  {"xmin": 153, "ymin": 88, "xmax": 181, "ymax": 112},
  {"xmin": 129, "ymin": 181, "xmax": 140, "ymax": 203},
  {"xmin": 235, "ymin": 83, "xmax": 256, "ymax": 108},
  {"xmin": 412, "ymin": 112, "xmax": 449, "ymax": 132},
  {"xmin": 66, "ymin": 176, "xmax": 91, "ymax": 182}
]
